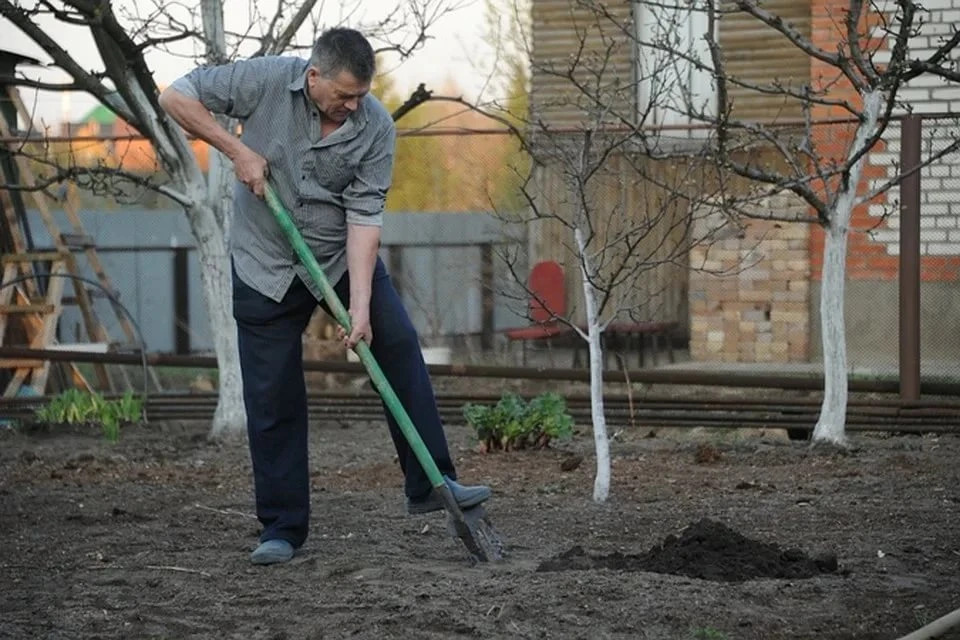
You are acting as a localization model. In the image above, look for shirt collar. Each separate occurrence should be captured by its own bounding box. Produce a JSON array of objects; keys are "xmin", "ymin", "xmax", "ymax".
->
[{"xmin": 288, "ymin": 63, "xmax": 309, "ymax": 92}]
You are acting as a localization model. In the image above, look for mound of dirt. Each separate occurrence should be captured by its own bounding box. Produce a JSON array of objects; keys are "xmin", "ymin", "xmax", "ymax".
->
[{"xmin": 536, "ymin": 518, "xmax": 839, "ymax": 582}]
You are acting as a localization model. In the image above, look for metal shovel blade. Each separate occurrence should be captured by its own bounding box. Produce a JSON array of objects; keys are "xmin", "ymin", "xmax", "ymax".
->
[{"xmin": 445, "ymin": 502, "xmax": 506, "ymax": 564}]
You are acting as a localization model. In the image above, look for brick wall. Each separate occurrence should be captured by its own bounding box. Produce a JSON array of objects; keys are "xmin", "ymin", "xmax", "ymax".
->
[{"xmin": 689, "ymin": 194, "xmax": 811, "ymax": 363}]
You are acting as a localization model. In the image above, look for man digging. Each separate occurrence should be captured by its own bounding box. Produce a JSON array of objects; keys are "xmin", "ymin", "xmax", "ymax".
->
[{"xmin": 160, "ymin": 27, "xmax": 492, "ymax": 565}]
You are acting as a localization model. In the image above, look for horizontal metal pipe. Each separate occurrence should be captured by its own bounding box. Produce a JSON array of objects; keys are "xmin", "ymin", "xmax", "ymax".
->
[
  {"xmin": 6, "ymin": 396, "xmax": 957, "ymax": 419},
  {"xmin": 38, "ymin": 389, "xmax": 960, "ymax": 409},
  {"xmin": 7, "ymin": 412, "xmax": 953, "ymax": 434},
  {"xmin": 2, "ymin": 346, "xmax": 959, "ymax": 395},
  {"xmin": 5, "ymin": 402, "xmax": 954, "ymax": 427}
]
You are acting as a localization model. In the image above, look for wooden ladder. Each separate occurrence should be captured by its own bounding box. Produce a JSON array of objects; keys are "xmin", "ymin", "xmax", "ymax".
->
[{"xmin": 0, "ymin": 85, "xmax": 151, "ymax": 397}]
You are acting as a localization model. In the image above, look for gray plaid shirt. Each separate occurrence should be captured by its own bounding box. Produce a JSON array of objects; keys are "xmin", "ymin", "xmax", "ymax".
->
[{"xmin": 169, "ymin": 55, "xmax": 396, "ymax": 302}]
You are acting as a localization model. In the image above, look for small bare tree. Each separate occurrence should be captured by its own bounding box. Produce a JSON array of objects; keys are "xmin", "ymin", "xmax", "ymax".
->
[
  {"xmin": 489, "ymin": 3, "xmax": 749, "ymax": 502},
  {"xmin": 0, "ymin": 0, "xmax": 465, "ymax": 438}
]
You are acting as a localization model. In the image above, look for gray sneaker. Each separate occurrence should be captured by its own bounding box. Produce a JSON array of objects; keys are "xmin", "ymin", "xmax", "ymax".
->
[
  {"xmin": 250, "ymin": 539, "xmax": 294, "ymax": 565},
  {"xmin": 407, "ymin": 476, "xmax": 492, "ymax": 515}
]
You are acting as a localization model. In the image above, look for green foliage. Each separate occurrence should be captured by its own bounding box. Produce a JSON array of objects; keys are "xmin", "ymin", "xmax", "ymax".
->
[
  {"xmin": 34, "ymin": 389, "xmax": 143, "ymax": 442},
  {"xmin": 463, "ymin": 391, "xmax": 573, "ymax": 452}
]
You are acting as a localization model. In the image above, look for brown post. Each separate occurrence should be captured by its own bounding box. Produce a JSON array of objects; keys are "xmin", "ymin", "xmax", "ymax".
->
[
  {"xmin": 899, "ymin": 115, "xmax": 922, "ymax": 401},
  {"xmin": 173, "ymin": 247, "xmax": 190, "ymax": 355},
  {"xmin": 480, "ymin": 243, "xmax": 495, "ymax": 350}
]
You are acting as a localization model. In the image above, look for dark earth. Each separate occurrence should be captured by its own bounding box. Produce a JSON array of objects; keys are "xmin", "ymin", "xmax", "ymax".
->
[{"xmin": 2, "ymin": 389, "xmax": 960, "ymax": 640}]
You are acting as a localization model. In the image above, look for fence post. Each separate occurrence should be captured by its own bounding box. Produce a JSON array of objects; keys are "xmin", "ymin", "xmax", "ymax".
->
[
  {"xmin": 173, "ymin": 247, "xmax": 191, "ymax": 355},
  {"xmin": 899, "ymin": 115, "xmax": 922, "ymax": 401},
  {"xmin": 481, "ymin": 243, "xmax": 495, "ymax": 350}
]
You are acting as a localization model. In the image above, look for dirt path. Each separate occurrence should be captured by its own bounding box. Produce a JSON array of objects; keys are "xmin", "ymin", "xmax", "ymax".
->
[{"xmin": 1, "ymin": 415, "xmax": 959, "ymax": 639}]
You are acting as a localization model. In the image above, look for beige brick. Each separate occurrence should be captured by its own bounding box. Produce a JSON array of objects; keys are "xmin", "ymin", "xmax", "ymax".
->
[
  {"xmin": 772, "ymin": 291, "xmax": 807, "ymax": 302},
  {"xmin": 778, "ymin": 225, "xmax": 809, "ymax": 240},
  {"xmin": 771, "ymin": 310, "xmax": 806, "ymax": 323},
  {"xmin": 740, "ymin": 289, "xmax": 772, "ymax": 303}
]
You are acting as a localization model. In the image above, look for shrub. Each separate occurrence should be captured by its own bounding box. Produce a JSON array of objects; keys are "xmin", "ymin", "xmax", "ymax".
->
[{"xmin": 463, "ymin": 391, "xmax": 574, "ymax": 452}]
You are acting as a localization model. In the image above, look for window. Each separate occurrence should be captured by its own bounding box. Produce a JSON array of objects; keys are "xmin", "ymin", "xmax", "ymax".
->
[{"xmin": 633, "ymin": 1, "xmax": 717, "ymax": 135}]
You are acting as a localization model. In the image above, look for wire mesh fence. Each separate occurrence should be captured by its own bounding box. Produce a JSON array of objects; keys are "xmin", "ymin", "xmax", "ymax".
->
[
  {"xmin": 910, "ymin": 114, "xmax": 960, "ymax": 382},
  {"xmin": 852, "ymin": 113, "xmax": 960, "ymax": 382}
]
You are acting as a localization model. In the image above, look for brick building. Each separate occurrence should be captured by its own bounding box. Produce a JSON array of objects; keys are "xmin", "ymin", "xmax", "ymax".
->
[{"xmin": 529, "ymin": 0, "xmax": 960, "ymax": 368}]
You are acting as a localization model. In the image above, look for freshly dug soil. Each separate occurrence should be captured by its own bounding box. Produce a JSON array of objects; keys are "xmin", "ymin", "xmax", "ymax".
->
[
  {"xmin": 537, "ymin": 517, "xmax": 840, "ymax": 581},
  {"xmin": 2, "ymin": 415, "xmax": 960, "ymax": 640}
]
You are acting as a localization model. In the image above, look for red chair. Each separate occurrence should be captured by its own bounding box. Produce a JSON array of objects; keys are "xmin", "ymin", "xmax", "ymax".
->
[{"xmin": 503, "ymin": 261, "xmax": 572, "ymax": 365}]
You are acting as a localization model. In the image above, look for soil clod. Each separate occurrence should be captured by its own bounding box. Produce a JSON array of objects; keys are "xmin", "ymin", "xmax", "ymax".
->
[{"xmin": 536, "ymin": 518, "xmax": 839, "ymax": 582}]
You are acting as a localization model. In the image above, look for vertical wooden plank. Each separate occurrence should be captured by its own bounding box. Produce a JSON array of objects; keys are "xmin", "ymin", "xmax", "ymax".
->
[
  {"xmin": 29, "ymin": 261, "xmax": 67, "ymax": 394},
  {"xmin": 0, "ymin": 262, "xmax": 15, "ymax": 344}
]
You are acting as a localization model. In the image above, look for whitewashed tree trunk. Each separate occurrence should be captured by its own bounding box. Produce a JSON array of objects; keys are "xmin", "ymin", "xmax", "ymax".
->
[
  {"xmin": 813, "ymin": 218, "xmax": 849, "ymax": 445},
  {"xmin": 202, "ymin": 152, "xmax": 246, "ymax": 439},
  {"xmin": 575, "ymin": 227, "xmax": 610, "ymax": 502},
  {"xmin": 812, "ymin": 89, "xmax": 885, "ymax": 445},
  {"xmin": 197, "ymin": 0, "xmax": 246, "ymax": 439},
  {"xmin": 189, "ymin": 201, "xmax": 246, "ymax": 439}
]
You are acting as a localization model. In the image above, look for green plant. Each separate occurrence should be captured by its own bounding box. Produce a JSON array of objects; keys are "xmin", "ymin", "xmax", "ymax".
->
[
  {"xmin": 463, "ymin": 391, "xmax": 574, "ymax": 452},
  {"xmin": 33, "ymin": 389, "xmax": 143, "ymax": 442}
]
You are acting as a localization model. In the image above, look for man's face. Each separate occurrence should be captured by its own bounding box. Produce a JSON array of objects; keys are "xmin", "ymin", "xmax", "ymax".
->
[{"xmin": 306, "ymin": 68, "xmax": 370, "ymax": 124}]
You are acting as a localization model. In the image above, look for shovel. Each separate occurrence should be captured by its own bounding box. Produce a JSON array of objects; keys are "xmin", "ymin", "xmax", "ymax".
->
[{"xmin": 262, "ymin": 182, "xmax": 504, "ymax": 564}]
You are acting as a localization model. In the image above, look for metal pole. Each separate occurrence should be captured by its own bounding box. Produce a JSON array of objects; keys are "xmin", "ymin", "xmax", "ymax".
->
[
  {"xmin": 899, "ymin": 115, "xmax": 922, "ymax": 401},
  {"xmin": 172, "ymin": 247, "xmax": 190, "ymax": 355},
  {"xmin": 480, "ymin": 243, "xmax": 495, "ymax": 351},
  {"xmin": 4, "ymin": 345, "xmax": 960, "ymax": 396}
]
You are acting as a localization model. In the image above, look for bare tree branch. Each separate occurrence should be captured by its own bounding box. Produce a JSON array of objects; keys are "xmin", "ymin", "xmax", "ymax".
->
[{"xmin": 0, "ymin": 1, "xmax": 136, "ymax": 124}]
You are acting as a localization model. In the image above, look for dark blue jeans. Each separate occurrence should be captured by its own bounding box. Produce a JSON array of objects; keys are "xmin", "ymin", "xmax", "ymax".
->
[{"xmin": 232, "ymin": 257, "xmax": 457, "ymax": 548}]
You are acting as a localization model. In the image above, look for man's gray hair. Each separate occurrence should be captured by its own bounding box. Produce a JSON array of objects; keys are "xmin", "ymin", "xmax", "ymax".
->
[{"xmin": 310, "ymin": 27, "xmax": 376, "ymax": 83}]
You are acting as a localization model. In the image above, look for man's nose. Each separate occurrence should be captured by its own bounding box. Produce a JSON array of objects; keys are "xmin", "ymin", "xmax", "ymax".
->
[{"xmin": 345, "ymin": 98, "xmax": 359, "ymax": 111}]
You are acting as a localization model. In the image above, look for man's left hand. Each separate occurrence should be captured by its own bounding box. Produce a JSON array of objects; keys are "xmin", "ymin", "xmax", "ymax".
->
[{"xmin": 339, "ymin": 307, "xmax": 372, "ymax": 349}]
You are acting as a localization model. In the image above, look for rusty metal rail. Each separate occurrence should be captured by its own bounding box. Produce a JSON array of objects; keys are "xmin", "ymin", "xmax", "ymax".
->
[
  {"xmin": 3, "ymin": 390, "xmax": 960, "ymax": 434},
  {"xmin": 2, "ymin": 345, "xmax": 960, "ymax": 395}
]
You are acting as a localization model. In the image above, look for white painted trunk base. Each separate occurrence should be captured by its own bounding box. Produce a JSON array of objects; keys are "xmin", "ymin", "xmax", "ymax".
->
[
  {"xmin": 812, "ymin": 221, "xmax": 849, "ymax": 445},
  {"xmin": 187, "ymin": 202, "xmax": 246, "ymax": 439},
  {"xmin": 812, "ymin": 90, "xmax": 884, "ymax": 446},
  {"xmin": 575, "ymin": 227, "xmax": 611, "ymax": 502}
]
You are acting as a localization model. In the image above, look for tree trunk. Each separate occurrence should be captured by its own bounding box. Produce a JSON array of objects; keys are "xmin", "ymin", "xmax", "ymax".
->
[
  {"xmin": 196, "ymin": 0, "xmax": 244, "ymax": 439},
  {"xmin": 812, "ymin": 217, "xmax": 849, "ymax": 445},
  {"xmin": 575, "ymin": 227, "xmax": 610, "ymax": 502},
  {"xmin": 186, "ymin": 199, "xmax": 246, "ymax": 439},
  {"xmin": 812, "ymin": 89, "xmax": 885, "ymax": 445}
]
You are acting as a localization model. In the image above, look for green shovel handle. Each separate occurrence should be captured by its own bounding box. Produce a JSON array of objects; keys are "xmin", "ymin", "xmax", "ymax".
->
[{"xmin": 262, "ymin": 182, "xmax": 446, "ymax": 491}]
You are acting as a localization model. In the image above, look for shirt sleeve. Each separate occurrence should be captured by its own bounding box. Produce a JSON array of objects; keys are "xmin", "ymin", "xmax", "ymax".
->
[
  {"xmin": 167, "ymin": 57, "xmax": 278, "ymax": 119},
  {"xmin": 343, "ymin": 119, "xmax": 396, "ymax": 227}
]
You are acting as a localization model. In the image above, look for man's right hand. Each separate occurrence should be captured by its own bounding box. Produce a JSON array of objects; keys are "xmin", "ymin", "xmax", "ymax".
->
[{"xmin": 233, "ymin": 146, "xmax": 269, "ymax": 197}]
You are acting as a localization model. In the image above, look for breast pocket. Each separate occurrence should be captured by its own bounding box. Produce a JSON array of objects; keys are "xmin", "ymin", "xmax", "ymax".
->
[{"xmin": 310, "ymin": 146, "xmax": 362, "ymax": 195}]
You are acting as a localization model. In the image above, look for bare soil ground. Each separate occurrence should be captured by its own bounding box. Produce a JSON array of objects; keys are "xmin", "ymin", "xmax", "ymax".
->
[{"xmin": 2, "ymin": 406, "xmax": 960, "ymax": 640}]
